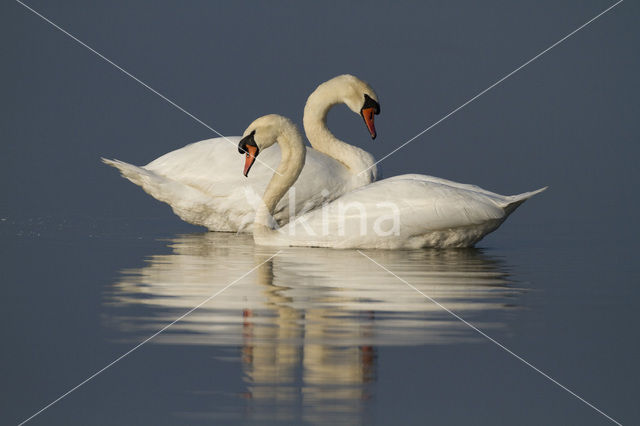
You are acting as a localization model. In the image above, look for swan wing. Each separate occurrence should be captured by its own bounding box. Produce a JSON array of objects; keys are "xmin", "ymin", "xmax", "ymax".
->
[
  {"xmin": 274, "ymin": 175, "xmax": 543, "ymax": 248},
  {"xmin": 291, "ymin": 176, "xmax": 504, "ymax": 231},
  {"xmin": 104, "ymin": 138, "xmax": 353, "ymax": 231}
]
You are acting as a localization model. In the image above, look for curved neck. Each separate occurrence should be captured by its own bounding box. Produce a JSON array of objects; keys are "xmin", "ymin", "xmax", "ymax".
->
[
  {"xmin": 303, "ymin": 82, "xmax": 377, "ymax": 183},
  {"xmin": 254, "ymin": 124, "xmax": 306, "ymax": 239}
]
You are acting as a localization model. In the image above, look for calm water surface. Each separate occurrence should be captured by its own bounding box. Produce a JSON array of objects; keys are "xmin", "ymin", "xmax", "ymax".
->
[
  {"xmin": 4, "ymin": 1, "xmax": 638, "ymax": 423},
  {"xmin": 105, "ymin": 233, "xmax": 521, "ymax": 424},
  {"xmin": 1, "ymin": 216, "xmax": 637, "ymax": 425}
]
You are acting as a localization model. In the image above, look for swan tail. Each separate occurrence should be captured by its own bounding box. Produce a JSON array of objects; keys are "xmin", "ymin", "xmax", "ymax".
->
[
  {"xmin": 102, "ymin": 157, "xmax": 223, "ymax": 228},
  {"xmin": 500, "ymin": 186, "xmax": 548, "ymax": 215},
  {"xmin": 101, "ymin": 158, "xmax": 155, "ymax": 188},
  {"xmin": 102, "ymin": 157, "xmax": 202, "ymax": 205},
  {"xmin": 101, "ymin": 157, "xmax": 197, "ymax": 203}
]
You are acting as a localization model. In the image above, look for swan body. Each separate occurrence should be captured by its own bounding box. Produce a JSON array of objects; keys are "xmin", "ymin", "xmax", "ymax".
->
[
  {"xmin": 103, "ymin": 75, "xmax": 380, "ymax": 232},
  {"xmin": 240, "ymin": 115, "xmax": 546, "ymax": 249}
]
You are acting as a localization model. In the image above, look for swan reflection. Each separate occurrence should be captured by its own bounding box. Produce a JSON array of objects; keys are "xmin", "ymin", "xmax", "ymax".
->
[{"xmin": 105, "ymin": 233, "xmax": 523, "ymax": 423}]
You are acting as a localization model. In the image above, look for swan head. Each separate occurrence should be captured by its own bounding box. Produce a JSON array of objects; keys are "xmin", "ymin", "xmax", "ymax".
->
[
  {"xmin": 238, "ymin": 114, "xmax": 297, "ymax": 177},
  {"xmin": 332, "ymin": 74, "xmax": 381, "ymax": 139}
]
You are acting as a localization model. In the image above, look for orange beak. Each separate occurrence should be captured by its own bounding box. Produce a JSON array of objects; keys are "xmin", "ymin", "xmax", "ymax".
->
[
  {"xmin": 361, "ymin": 107, "xmax": 377, "ymax": 139},
  {"xmin": 243, "ymin": 145, "xmax": 258, "ymax": 177}
]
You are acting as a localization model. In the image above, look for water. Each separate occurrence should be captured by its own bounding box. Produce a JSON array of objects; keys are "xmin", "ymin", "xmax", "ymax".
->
[
  {"xmin": 3, "ymin": 1, "xmax": 639, "ymax": 424},
  {"xmin": 106, "ymin": 233, "xmax": 519, "ymax": 423},
  {"xmin": 1, "ymin": 216, "xmax": 638, "ymax": 425}
]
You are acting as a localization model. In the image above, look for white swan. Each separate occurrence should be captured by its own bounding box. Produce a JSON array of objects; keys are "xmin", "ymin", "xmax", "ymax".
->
[
  {"xmin": 239, "ymin": 115, "xmax": 547, "ymax": 249},
  {"xmin": 102, "ymin": 75, "xmax": 381, "ymax": 232}
]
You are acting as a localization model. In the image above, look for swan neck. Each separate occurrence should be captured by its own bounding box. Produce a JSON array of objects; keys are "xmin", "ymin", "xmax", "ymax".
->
[
  {"xmin": 255, "ymin": 124, "xmax": 306, "ymax": 239},
  {"xmin": 303, "ymin": 84, "xmax": 376, "ymax": 181}
]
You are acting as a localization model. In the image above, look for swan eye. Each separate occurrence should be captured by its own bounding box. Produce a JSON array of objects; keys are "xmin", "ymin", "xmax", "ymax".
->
[
  {"xmin": 238, "ymin": 130, "xmax": 257, "ymax": 154},
  {"xmin": 362, "ymin": 94, "xmax": 380, "ymax": 115}
]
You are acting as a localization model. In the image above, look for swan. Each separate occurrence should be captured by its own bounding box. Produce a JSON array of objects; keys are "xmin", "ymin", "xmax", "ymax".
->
[
  {"xmin": 239, "ymin": 115, "xmax": 547, "ymax": 249},
  {"xmin": 102, "ymin": 74, "xmax": 381, "ymax": 232}
]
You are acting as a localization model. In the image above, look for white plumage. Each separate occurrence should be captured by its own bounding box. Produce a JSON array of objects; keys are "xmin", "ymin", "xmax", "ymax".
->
[
  {"xmin": 103, "ymin": 75, "xmax": 380, "ymax": 232},
  {"xmin": 242, "ymin": 115, "xmax": 546, "ymax": 249}
]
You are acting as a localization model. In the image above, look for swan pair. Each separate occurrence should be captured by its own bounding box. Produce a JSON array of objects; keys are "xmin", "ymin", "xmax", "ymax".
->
[
  {"xmin": 104, "ymin": 74, "xmax": 545, "ymax": 249},
  {"xmin": 238, "ymin": 115, "xmax": 546, "ymax": 249},
  {"xmin": 103, "ymin": 75, "xmax": 380, "ymax": 232}
]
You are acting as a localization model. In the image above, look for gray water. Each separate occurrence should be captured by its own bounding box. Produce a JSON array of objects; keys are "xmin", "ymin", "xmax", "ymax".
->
[
  {"xmin": 1, "ymin": 215, "xmax": 638, "ymax": 425},
  {"xmin": 3, "ymin": 0, "xmax": 639, "ymax": 424}
]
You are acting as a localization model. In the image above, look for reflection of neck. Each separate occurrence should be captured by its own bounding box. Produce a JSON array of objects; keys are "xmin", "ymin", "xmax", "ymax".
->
[
  {"xmin": 303, "ymin": 81, "xmax": 377, "ymax": 184},
  {"xmin": 254, "ymin": 124, "xmax": 306, "ymax": 240}
]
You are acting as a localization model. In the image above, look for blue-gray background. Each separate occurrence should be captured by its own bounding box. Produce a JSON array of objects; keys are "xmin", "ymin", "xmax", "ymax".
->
[{"xmin": 2, "ymin": 0, "xmax": 638, "ymax": 425}]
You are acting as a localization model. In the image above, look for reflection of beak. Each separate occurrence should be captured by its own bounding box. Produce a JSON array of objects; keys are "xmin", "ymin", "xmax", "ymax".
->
[
  {"xmin": 243, "ymin": 145, "xmax": 258, "ymax": 177},
  {"xmin": 361, "ymin": 107, "xmax": 377, "ymax": 139}
]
